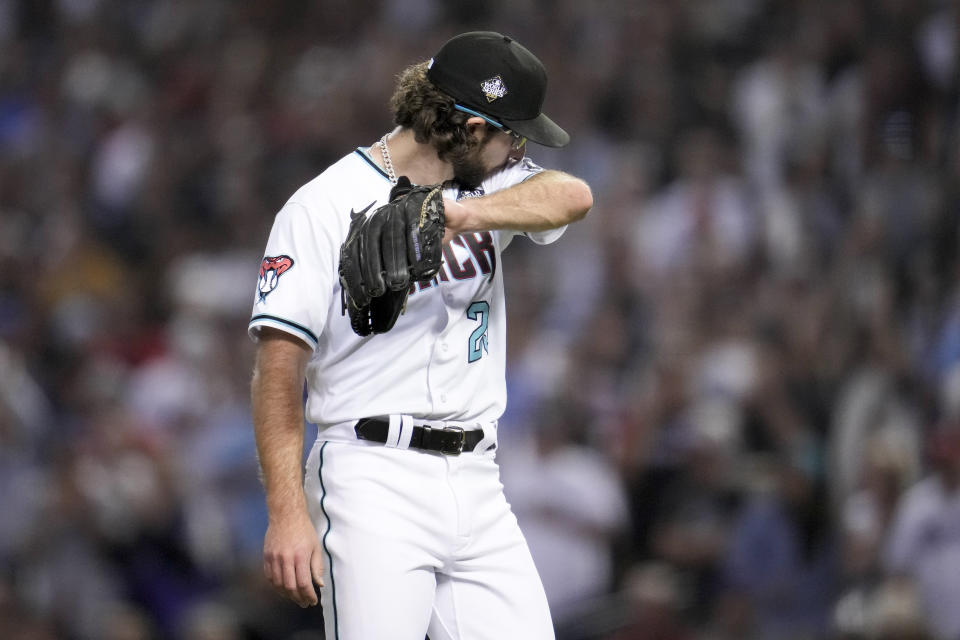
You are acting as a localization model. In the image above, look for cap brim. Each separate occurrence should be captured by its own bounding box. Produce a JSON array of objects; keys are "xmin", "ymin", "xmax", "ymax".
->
[{"xmin": 501, "ymin": 112, "xmax": 570, "ymax": 148}]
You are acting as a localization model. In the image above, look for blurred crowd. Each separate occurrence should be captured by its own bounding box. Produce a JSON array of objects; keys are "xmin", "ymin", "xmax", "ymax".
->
[{"xmin": 1, "ymin": 0, "xmax": 958, "ymax": 639}]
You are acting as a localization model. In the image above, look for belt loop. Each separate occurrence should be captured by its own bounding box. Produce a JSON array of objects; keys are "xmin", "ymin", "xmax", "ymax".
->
[
  {"xmin": 385, "ymin": 415, "xmax": 402, "ymax": 448},
  {"xmin": 474, "ymin": 421, "xmax": 497, "ymax": 453},
  {"xmin": 397, "ymin": 415, "xmax": 414, "ymax": 449}
]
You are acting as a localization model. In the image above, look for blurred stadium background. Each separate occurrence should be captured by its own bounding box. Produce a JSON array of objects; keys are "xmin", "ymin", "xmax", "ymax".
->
[{"xmin": 1, "ymin": 0, "xmax": 959, "ymax": 638}]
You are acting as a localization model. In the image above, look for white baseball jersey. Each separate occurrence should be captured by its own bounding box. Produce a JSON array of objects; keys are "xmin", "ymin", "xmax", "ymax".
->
[
  {"xmin": 249, "ymin": 146, "xmax": 565, "ymax": 640},
  {"xmin": 249, "ymin": 146, "xmax": 564, "ymax": 439}
]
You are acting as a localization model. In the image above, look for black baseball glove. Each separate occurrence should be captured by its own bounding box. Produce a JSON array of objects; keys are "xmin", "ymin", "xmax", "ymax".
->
[{"xmin": 338, "ymin": 176, "xmax": 445, "ymax": 336}]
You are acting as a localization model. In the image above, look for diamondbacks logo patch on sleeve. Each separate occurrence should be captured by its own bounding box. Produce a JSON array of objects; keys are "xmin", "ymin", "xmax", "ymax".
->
[{"xmin": 258, "ymin": 255, "xmax": 294, "ymax": 301}]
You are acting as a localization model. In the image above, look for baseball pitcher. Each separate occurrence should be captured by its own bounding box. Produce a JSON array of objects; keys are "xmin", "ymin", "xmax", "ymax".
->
[{"xmin": 249, "ymin": 31, "xmax": 593, "ymax": 639}]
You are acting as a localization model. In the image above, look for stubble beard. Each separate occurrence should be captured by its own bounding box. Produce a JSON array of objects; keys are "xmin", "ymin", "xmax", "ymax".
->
[
  {"xmin": 452, "ymin": 157, "xmax": 486, "ymax": 190},
  {"xmin": 450, "ymin": 129, "xmax": 499, "ymax": 190}
]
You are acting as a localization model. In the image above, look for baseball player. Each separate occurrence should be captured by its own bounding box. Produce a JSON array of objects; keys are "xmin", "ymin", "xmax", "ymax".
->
[{"xmin": 249, "ymin": 31, "xmax": 592, "ymax": 640}]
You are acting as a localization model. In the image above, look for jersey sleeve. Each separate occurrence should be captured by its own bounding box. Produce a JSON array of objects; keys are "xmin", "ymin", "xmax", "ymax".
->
[
  {"xmin": 486, "ymin": 156, "xmax": 566, "ymax": 246},
  {"xmin": 248, "ymin": 199, "xmax": 337, "ymax": 350}
]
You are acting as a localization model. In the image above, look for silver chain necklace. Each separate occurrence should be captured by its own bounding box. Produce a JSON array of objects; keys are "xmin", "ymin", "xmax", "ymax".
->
[{"xmin": 377, "ymin": 134, "xmax": 397, "ymax": 185}]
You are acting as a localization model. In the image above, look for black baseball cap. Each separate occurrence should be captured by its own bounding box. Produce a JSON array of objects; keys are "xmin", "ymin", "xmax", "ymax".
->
[{"xmin": 427, "ymin": 31, "xmax": 570, "ymax": 148}]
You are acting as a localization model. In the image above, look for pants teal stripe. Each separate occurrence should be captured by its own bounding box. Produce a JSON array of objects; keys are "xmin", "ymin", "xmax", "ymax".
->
[{"xmin": 318, "ymin": 441, "xmax": 339, "ymax": 639}]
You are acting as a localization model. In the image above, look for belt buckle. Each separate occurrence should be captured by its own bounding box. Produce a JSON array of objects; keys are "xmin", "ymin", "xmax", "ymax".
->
[{"xmin": 440, "ymin": 426, "xmax": 465, "ymax": 455}]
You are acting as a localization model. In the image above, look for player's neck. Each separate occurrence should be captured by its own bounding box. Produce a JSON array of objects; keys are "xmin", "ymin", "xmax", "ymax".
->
[{"xmin": 376, "ymin": 128, "xmax": 453, "ymax": 186}]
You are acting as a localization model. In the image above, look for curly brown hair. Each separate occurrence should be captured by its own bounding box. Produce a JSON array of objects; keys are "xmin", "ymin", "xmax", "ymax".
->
[{"xmin": 390, "ymin": 61, "xmax": 494, "ymax": 162}]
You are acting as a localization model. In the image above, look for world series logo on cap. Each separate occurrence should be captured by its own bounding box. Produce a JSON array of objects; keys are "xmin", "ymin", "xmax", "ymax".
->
[{"xmin": 481, "ymin": 76, "xmax": 507, "ymax": 102}]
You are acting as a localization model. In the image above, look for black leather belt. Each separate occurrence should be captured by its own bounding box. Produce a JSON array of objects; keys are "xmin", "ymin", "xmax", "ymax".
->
[{"xmin": 354, "ymin": 418, "xmax": 491, "ymax": 456}]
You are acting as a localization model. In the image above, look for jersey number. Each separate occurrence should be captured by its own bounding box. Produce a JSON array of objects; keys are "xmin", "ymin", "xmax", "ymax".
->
[{"xmin": 467, "ymin": 301, "xmax": 489, "ymax": 363}]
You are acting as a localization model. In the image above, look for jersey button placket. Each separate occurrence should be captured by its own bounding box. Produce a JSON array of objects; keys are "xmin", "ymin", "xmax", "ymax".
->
[
  {"xmin": 427, "ymin": 334, "xmax": 454, "ymax": 412},
  {"xmin": 428, "ymin": 280, "xmax": 464, "ymax": 412}
]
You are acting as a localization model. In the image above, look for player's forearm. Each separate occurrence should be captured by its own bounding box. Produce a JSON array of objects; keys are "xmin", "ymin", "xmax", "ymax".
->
[
  {"xmin": 251, "ymin": 332, "xmax": 311, "ymax": 521},
  {"xmin": 448, "ymin": 170, "xmax": 592, "ymax": 234}
]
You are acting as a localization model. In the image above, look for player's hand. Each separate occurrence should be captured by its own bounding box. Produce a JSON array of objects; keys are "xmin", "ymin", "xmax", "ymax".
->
[{"xmin": 263, "ymin": 512, "xmax": 325, "ymax": 608}]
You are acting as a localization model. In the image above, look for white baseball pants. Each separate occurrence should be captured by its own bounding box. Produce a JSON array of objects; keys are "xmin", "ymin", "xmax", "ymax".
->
[{"xmin": 303, "ymin": 438, "xmax": 555, "ymax": 640}]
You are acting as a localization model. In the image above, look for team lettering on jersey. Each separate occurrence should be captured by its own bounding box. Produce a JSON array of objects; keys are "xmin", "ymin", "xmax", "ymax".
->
[{"xmin": 410, "ymin": 231, "xmax": 496, "ymax": 294}]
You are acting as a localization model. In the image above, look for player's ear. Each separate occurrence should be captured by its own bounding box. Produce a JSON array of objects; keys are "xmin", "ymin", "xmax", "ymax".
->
[{"xmin": 464, "ymin": 116, "xmax": 488, "ymax": 141}]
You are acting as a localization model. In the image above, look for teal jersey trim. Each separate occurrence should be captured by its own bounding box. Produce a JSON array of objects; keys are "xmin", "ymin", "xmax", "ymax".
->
[
  {"xmin": 354, "ymin": 148, "xmax": 392, "ymax": 184},
  {"xmin": 318, "ymin": 441, "xmax": 339, "ymax": 639},
  {"xmin": 249, "ymin": 314, "xmax": 319, "ymax": 349}
]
